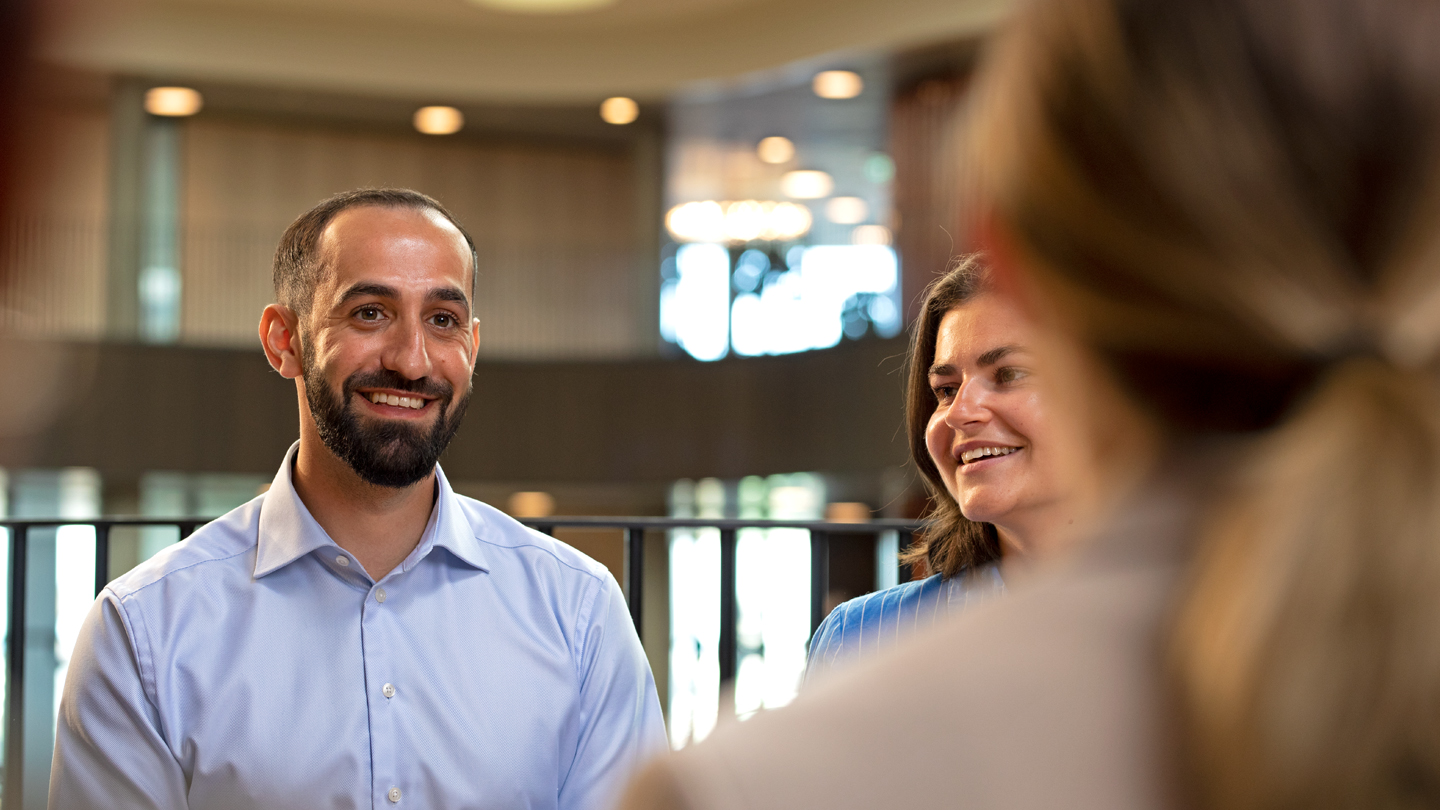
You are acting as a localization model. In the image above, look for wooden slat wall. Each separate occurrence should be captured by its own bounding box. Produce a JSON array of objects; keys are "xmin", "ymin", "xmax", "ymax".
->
[
  {"xmin": 180, "ymin": 119, "xmax": 651, "ymax": 358},
  {"xmin": 0, "ymin": 106, "xmax": 109, "ymax": 339},
  {"xmin": 890, "ymin": 75, "xmax": 972, "ymax": 320}
]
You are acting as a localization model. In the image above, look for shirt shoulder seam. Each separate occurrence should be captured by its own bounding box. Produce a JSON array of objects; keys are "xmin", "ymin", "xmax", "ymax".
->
[
  {"xmin": 569, "ymin": 571, "xmax": 606, "ymax": 680},
  {"xmin": 114, "ymin": 544, "xmax": 257, "ymax": 603},
  {"xmin": 472, "ymin": 532, "xmax": 606, "ymax": 583},
  {"xmin": 105, "ymin": 590, "xmax": 167, "ymax": 734}
]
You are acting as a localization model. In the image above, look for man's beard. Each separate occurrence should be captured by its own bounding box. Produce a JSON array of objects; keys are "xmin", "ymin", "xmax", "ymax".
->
[{"xmin": 303, "ymin": 354, "xmax": 470, "ymax": 489}]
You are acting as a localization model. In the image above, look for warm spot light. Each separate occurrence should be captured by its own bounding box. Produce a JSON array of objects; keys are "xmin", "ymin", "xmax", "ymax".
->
[
  {"xmin": 851, "ymin": 224, "xmax": 893, "ymax": 245},
  {"xmin": 825, "ymin": 196, "xmax": 869, "ymax": 225},
  {"xmin": 507, "ymin": 491, "xmax": 556, "ymax": 518},
  {"xmin": 600, "ymin": 97, "xmax": 639, "ymax": 125},
  {"xmin": 665, "ymin": 200, "xmax": 812, "ymax": 243},
  {"xmin": 812, "ymin": 70, "xmax": 863, "ymax": 100},
  {"xmin": 781, "ymin": 170, "xmax": 834, "ymax": 200},
  {"xmin": 757, "ymin": 136, "xmax": 795, "ymax": 164},
  {"xmin": 467, "ymin": 0, "xmax": 616, "ymax": 12},
  {"xmin": 414, "ymin": 106, "xmax": 464, "ymax": 135},
  {"xmin": 144, "ymin": 87, "xmax": 203, "ymax": 117},
  {"xmin": 825, "ymin": 502, "xmax": 872, "ymax": 523}
]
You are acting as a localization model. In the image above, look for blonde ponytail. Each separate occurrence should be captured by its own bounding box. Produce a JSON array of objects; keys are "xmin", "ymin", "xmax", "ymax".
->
[
  {"xmin": 965, "ymin": 0, "xmax": 1440, "ymax": 802},
  {"xmin": 1172, "ymin": 358, "xmax": 1440, "ymax": 809}
]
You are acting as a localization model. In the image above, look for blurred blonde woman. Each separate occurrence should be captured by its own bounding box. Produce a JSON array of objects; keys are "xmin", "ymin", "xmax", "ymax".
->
[{"xmin": 620, "ymin": 0, "xmax": 1440, "ymax": 807}]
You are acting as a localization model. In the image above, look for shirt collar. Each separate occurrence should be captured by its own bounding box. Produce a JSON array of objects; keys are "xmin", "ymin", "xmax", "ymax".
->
[{"xmin": 255, "ymin": 442, "xmax": 490, "ymax": 578}]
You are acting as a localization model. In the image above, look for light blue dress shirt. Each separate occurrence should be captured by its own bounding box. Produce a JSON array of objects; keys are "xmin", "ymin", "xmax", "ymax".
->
[
  {"xmin": 805, "ymin": 564, "xmax": 1005, "ymax": 682},
  {"xmin": 50, "ymin": 444, "xmax": 666, "ymax": 810}
]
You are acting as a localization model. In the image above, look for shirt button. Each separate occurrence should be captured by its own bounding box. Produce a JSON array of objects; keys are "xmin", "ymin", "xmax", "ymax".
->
[
  {"xmin": 376, "ymin": 588, "xmax": 387, "ymax": 603},
  {"xmin": 335, "ymin": 555, "xmax": 349, "ymax": 567},
  {"xmin": 383, "ymin": 683, "xmax": 396, "ymax": 699},
  {"xmin": 388, "ymin": 787, "xmax": 401, "ymax": 803}
]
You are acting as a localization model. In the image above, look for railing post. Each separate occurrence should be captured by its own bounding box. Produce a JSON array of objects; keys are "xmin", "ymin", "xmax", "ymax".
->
[
  {"xmin": 809, "ymin": 530, "xmax": 829, "ymax": 636},
  {"xmin": 3, "ymin": 526, "xmax": 27, "ymax": 808},
  {"xmin": 94, "ymin": 523, "xmax": 112, "ymax": 598},
  {"xmin": 179, "ymin": 522, "xmax": 197, "ymax": 541},
  {"xmin": 718, "ymin": 528, "xmax": 737, "ymax": 683},
  {"xmin": 624, "ymin": 527, "xmax": 644, "ymax": 632}
]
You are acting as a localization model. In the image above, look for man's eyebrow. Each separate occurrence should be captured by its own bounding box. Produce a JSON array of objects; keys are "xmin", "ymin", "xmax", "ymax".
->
[
  {"xmin": 336, "ymin": 283, "xmax": 398, "ymax": 305},
  {"xmin": 334, "ymin": 283, "xmax": 470, "ymax": 313},
  {"xmin": 430, "ymin": 287, "xmax": 469, "ymax": 307},
  {"xmin": 977, "ymin": 345, "xmax": 1023, "ymax": 367}
]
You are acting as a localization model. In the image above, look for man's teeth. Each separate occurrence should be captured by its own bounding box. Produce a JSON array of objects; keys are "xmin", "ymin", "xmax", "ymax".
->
[
  {"xmin": 367, "ymin": 392, "xmax": 426, "ymax": 410},
  {"xmin": 960, "ymin": 446, "xmax": 1019, "ymax": 464}
]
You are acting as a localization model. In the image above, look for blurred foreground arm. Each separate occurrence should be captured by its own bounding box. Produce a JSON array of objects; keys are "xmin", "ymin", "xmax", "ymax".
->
[{"xmin": 617, "ymin": 758, "xmax": 696, "ymax": 810}]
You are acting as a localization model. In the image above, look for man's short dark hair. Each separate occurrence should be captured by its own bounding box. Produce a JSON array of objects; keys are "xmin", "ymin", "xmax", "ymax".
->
[{"xmin": 272, "ymin": 188, "xmax": 478, "ymax": 317}]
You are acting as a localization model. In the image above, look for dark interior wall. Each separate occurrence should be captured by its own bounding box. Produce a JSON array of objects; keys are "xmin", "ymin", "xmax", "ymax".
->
[{"xmin": 0, "ymin": 335, "xmax": 913, "ymax": 488}]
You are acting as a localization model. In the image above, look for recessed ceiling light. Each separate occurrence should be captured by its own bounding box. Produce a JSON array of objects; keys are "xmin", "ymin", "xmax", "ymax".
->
[
  {"xmin": 600, "ymin": 97, "xmax": 639, "ymax": 125},
  {"xmin": 825, "ymin": 197, "xmax": 869, "ymax": 225},
  {"xmin": 781, "ymin": 170, "xmax": 834, "ymax": 200},
  {"xmin": 813, "ymin": 70, "xmax": 863, "ymax": 100},
  {"xmin": 414, "ymin": 106, "xmax": 464, "ymax": 135},
  {"xmin": 144, "ymin": 87, "xmax": 203, "ymax": 117},
  {"xmin": 468, "ymin": 0, "xmax": 616, "ymax": 14},
  {"xmin": 757, "ymin": 136, "xmax": 795, "ymax": 164},
  {"xmin": 852, "ymin": 225, "xmax": 893, "ymax": 246}
]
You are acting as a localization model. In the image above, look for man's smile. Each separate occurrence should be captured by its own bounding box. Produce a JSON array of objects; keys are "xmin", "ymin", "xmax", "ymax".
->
[{"xmin": 356, "ymin": 388, "xmax": 438, "ymax": 416}]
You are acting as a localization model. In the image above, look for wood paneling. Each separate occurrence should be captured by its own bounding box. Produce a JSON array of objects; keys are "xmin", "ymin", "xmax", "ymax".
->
[{"xmin": 180, "ymin": 118, "xmax": 651, "ymax": 358}]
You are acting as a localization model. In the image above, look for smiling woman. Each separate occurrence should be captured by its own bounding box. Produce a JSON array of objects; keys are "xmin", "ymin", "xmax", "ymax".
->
[{"xmin": 805, "ymin": 254, "xmax": 1095, "ymax": 680}]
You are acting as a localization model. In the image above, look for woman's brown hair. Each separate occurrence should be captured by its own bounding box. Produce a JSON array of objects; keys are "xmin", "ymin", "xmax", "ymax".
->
[
  {"xmin": 971, "ymin": 0, "xmax": 1440, "ymax": 806},
  {"xmin": 901, "ymin": 255, "xmax": 1002, "ymax": 579}
]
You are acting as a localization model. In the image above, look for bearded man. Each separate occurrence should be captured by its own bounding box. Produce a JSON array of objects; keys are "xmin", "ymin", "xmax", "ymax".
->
[{"xmin": 49, "ymin": 189, "xmax": 666, "ymax": 810}]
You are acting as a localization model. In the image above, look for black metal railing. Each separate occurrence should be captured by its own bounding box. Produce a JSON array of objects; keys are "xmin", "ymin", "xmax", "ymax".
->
[
  {"xmin": 521, "ymin": 517, "xmax": 920, "ymax": 682},
  {"xmin": 0, "ymin": 515, "xmax": 921, "ymax": 806}
]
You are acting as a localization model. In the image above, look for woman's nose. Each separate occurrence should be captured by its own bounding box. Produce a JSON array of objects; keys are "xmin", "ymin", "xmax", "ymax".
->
[{"xmin": 943, "ymin": 380, "xmax": 989, "ymax": 428}]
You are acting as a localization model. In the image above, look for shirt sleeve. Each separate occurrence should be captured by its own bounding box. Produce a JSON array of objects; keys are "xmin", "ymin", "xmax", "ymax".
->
[
  {"xmin": 48, "ymin": 592, "xmax": 189, "ymax": 810},
  {"xmin": 559, "ymin": 573, "xmax": 668, "ymax": 810}
]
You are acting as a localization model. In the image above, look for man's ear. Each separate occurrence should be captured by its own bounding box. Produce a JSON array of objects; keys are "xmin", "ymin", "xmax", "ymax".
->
[
  {"xmin": 468, "ymin": 317, "xmax": 480, "ymax": 373},
  {"xmin": 259, "ymin": 304, "xmax": 304, "ymax": 379}
]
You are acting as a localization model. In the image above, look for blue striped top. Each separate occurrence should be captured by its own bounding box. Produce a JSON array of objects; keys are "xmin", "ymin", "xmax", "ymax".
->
[{"xmin": 805, "ymin": 564, "xmax": 1005, "ymax": 682}]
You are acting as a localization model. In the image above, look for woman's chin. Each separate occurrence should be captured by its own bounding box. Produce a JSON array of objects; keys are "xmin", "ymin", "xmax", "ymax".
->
[{"xmin": 956, "ymin": 496, "xmax": 1011, "ymax": 527}]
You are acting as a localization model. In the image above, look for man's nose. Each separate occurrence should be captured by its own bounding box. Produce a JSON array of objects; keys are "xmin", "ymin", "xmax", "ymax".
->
[{"xmin": 381, "ymin": 315, "xmax": 431, "ymax": 380}]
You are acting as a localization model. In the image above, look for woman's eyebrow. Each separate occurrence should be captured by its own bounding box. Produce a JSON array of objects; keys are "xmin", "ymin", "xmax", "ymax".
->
[
  {"xmin": 977, "ymin": 345, "xmax": 1024, "ymax": 367},
  {"xmin": 928, "ymin": 362, "xmax": 957, "ymax": 377}
]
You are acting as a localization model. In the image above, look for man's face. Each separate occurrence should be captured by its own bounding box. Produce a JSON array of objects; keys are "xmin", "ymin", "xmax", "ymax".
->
[{"xmin": 299, "ymin": 205, "xmax": 479, "ymax": 488}]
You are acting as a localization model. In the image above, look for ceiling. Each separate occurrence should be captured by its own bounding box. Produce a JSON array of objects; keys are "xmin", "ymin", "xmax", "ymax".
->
[{"xmin": 36, "ymin": 0, "xmax": 1009, "ymax": 104}]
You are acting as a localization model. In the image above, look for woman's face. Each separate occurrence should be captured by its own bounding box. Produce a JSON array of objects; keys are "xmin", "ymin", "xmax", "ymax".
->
[{"xmin": 924, "ymin": 292, "xmax": 1074, "ymax": 550}]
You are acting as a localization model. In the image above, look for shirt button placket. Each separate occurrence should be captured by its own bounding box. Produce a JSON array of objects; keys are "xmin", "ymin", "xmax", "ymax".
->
[{"xmin": 363, "ymin": 582, "xmax": 399, "ymax": 810}]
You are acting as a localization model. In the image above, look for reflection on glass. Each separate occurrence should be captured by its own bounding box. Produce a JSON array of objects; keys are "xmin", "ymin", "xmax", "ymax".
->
[
  {"xmin": 668, "ymin": 244, "xmax": 730, "ymax": 362},
  {"xmin": 733, "ymin": 475, "xmax": 820, "ymax": 720},
  {"xmin": 668, "ymin": 474, "xmax": 823, "ymax": 746},
  {"xmin": 667, "ymin": 478, "xmax": 723, "ymax": 748}
]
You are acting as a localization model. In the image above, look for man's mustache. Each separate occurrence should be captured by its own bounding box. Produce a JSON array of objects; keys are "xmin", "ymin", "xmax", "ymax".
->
[{"xmin": 342, "ymin": 369, "xmax": 452, "ymax": 401}]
